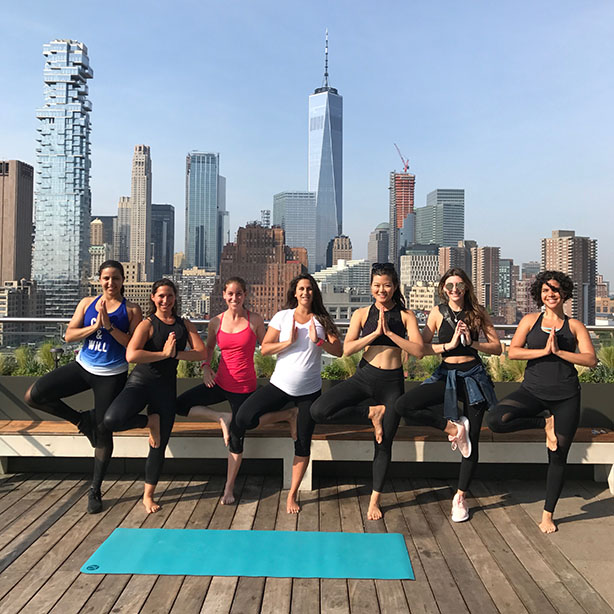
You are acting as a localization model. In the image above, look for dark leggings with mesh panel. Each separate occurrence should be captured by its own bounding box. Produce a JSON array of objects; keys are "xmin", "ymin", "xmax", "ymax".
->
[
  {"xmin": 394, "ymin": 376, "xmax": 486, "ymax": 492},
  {"xmin": 27, "ymin": 361, "xmax": 127, "ymax": 492},
  {"xmin": 310, "ymin": 360, "xmax": 404, "ymax": 493},
  {"xmin": 103, "ymin": 371, "xmax": 177, "ymax": 486},
  {"xmin": 486, "ymin": 387, "xmax": 580, "ymax": 513}
]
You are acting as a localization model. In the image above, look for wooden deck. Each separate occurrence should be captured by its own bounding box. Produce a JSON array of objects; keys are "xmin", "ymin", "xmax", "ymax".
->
[{"xmin": 0, "ymin": 473, "xmax": 612, "ymax": 614}]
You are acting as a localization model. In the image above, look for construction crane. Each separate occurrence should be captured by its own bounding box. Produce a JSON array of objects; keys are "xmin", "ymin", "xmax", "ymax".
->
[{"xmin": 394, "ymin": 143, "xmax": 410, "ymax": 173}]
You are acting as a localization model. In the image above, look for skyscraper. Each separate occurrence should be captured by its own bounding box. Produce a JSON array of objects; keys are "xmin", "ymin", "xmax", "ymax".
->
[
  {"xmin": 327, "ymin": 234, "xmax": 352, "ymax": 267},
  {"xmin": 541, "ymin": 230, "xmax": 597, "ymax": 324},
  {"xmin": 309, "ymin": 32, "xmax": 342, "ymax": 270},
  {"xmin": 389, "ymin": 170, "xmax": 416, "ymax": 264},
  {"xmin": 185, "ymin": 152, "xmax": 224, "ymax": 272},
  {"xmin": 0, "ymin": 160, "xmax": 33, "ymax": 284},
  {"xmin": 32, "ymin": 40, "xmax": 93, "ymax": 316},
  {"xmin": 151, "ymin": 204, "xmax": 175, "ymax": 280},
  {"xmin": 367, "ymin": 222, "xmax": 390, "ymax": 264},
  {"xmin": 415, "ymin": 189, "xmax": 464, "ymax": 247},
  {"xmin": 273, "ymin": 191, "xmax": 316, "ymax": 271},
  {"xmin": 471, "ymin": 246, "xmax": 500, "ymax": 313},
  {"xmin": 114, "ymin": 196, "xmax": 131, "ymax": 262},
  {"xmin": 129, "ymin": 145, "xmax": 152, "ymax": 280}
]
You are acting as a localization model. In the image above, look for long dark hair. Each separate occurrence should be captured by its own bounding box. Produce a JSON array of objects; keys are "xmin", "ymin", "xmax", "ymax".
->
[
  {"xmin": 98, "ymin": 260, "xmax": 125, "ymax": 295},
  {"xmin": 284, "ymin": 273, "xmax": 339, "ymax": 338},
  {"xmin": 438, "ymin": 268, "xmax": 486, "ymax": 334},
  {"xmin": 370, "ymin": 263, "xmax": 406, "ymax": 311},
  {"xmin": 148, "ymin": 278, "xmax": 178, "ymax": 317}
]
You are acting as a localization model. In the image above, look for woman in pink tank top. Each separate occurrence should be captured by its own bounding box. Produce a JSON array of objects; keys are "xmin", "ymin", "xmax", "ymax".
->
[{"xmin": 176, "ymin": 277, "xmax": 265, "ymax": 505}]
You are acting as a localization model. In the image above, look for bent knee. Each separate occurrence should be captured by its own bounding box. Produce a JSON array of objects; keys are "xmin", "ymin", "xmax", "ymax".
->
[{"xmin": 486, "ymin": 411, "xmax": 503, "ymax": 432}]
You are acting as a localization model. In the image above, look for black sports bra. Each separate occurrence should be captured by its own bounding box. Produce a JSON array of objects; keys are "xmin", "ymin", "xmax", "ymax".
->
[{"xmin": 361, "ymin": 303, "xmax": 406, "ymax": 348}]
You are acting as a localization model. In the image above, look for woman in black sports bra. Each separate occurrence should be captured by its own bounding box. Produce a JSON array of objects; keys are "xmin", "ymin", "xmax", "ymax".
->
[
  {"xmin": 487, "ymin": 271, "xmax": 596, "ymax": 534},
  {"xmin": 310, "ymin": 263, "xmax": 423, "ymax": 520},
  {"xmin": 394, "ymin": 268, "xmax": 501, "ymax": 523}
]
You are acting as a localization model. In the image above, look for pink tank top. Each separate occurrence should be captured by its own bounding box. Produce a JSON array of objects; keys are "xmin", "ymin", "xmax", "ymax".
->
[{"xmin": 215, "ymin": 311, "xmax": 258, "ymax": 393}]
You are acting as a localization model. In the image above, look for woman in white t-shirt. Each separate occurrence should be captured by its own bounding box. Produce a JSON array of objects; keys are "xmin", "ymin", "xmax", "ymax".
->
[{"xmin": 233, "ymin": 274, "xmax": 342, "ymax": 513}]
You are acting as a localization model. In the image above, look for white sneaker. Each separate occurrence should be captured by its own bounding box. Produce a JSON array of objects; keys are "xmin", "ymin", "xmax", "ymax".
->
[
  {"xmin": 449, "ymin": 416, "xmax": 472, "ymax": 458},
  {"xmin": 451, "ymin": 493, "xmax": 469, "ymax": 522}
]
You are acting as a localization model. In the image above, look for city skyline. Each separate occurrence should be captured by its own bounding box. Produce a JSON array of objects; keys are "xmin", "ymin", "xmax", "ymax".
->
[{"xmin": 1, "ymin": 2, "xmax": 613, "ymax": 281}]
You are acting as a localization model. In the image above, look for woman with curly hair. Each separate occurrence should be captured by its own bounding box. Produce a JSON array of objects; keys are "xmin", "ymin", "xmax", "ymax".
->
[
  {"xmin": 487, "ymin": 270, "xmax": 596, "ymax": 533},
  {"xmin": 233, "ymin": 274, "xmax": 342, "ymax": 513},
  {"xmin": 394, "ymin": 268, "xmax": 501, "ymax": 523}
]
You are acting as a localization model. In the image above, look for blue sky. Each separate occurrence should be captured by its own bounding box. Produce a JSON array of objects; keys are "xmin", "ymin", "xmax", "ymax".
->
[{"xmin": 1, "ymin": 1, "xmax": 613, "ymax": 281}]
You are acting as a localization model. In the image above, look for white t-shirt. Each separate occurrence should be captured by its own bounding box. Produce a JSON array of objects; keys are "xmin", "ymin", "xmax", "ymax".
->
[{"xmin": 268, "ymin": 308, "xmax": 325, "ymax": 396}]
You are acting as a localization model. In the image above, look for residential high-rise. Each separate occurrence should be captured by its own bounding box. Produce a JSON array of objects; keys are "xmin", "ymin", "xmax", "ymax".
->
[
  {"xmin": 217, "ymin": 176, "xmax": 229, "ymax": 266},
  {"xmin": 327, "ymin": 235, "xmax": 352, "ymax": 267},
  {"xmin": 90, "ymin": 218, "xmax": 104, "ymax": 246},
  {"xmin": 499, "ymin": 258, "xmax": 516, "ymax": 300},
  {"xmin": 415, "ymin": 189, "xmax": 464, "ymax": 247},
  {"xmin": 541, "ymin": 230, "xmax": 597, "ymax": 324},
  {"xmin": 438, "ymin": 240, "xmax": 477, "ymax": 278},
  {"xmin": 389, "ymin": 170, "xmax": 416, "ymax": 264},
  {"xmin": 400, "ymin": 244, "xmax": 440, "ymax": 291},
  {"xmin": 367, "ymin": 222, "xmax": 390, "ymax": 264},
  {"xmin": 0, "ymin": 280, "xmax": 45, "ymax": 346},
  {"xmin": 152, "ymin": 204, "xmax": 175, "ymax": 280},
  {"xmin": 273, "ymin": 191, "xmax": 317, "ymax": 271},
  {"xmin": 129, "ymin": 145, "xmax": 152, "ymax": 280},
  {"xmin": 522, "ymin": 261, "xmax": 541, "ymax": 278},
  {"xmin": 0, "ymin": 160, "xmax": 33, "ymax": 284},
  {"xmin": 32, "ymin": 40, "xmax": 93, "ymax": 316},
  {"xmin": 213, "ymin": 224, "xmax": 307, "ymax": 318},
  {"xmin": 185, "ymin": 152, "xmax": 224, "ymax": 272},
  {"xmin": 471, "ymin": 246, "xmax": 500, "ymax": 313},
  {"xmin": 309, "ymin": 32, "xmax": 342, "ymax": 270},
  {"xmin": 90, "ymin": 215, "xmax": 115, "ymax": 247},
  {"xmin": 114, "ymin": 196, "xmax": 131, "ymax": 261}
]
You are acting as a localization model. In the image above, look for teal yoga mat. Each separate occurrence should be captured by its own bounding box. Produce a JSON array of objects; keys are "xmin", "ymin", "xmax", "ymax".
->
[{"xmin": 81, "ymin": 528, "xmax": 414, "ymax": 579}]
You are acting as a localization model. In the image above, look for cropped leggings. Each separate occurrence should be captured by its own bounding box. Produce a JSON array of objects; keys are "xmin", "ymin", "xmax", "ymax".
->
[
  {"xmin": 176, "ymin": 383, "xmax": 252, "ymax": 454},
  {"xmin": 487, "ymin": 387, "xmax": 580, "ymax": 513},
  {"xmin": 103, "ymin": 371, "xmax": 177, "ymax": 486},
  {"xmin": 233, "ymin": 383, "xmax": 320, "ymax": 457},
  {"xmin": 394, "ymin": 375, "xmax": 486, "ymax": 492},
  {"xmin": 310, "ymin": 360, "xmax": 404, "ymax": 493},
  {"xmin": 27, "ymin": 361, "xmax": 126, "ymax": 492}
]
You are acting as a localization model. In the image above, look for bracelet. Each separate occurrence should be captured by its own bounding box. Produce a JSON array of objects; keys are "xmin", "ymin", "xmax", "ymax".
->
[
  {"xmin": 442, "ymin": 343, "xmax": 447, "ymax": 353},
  {"xmin": 315, "ymin": 338, "xmax": 324, "ymax": 347}
]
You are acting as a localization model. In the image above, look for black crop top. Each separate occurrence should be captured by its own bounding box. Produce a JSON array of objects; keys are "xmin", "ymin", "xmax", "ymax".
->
[
  {"xmin": 437, "ymin": 304, "xmax": 479, "ymax": 360},
  {"xmin": 360, "ymin": 303, "xmax": 406, "ymax": 348}
]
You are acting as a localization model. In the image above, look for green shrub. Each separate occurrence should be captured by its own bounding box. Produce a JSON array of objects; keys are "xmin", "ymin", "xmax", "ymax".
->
[
  {"xmin": 322, "ymin": 361, "xmax": 349, "ymax": 380},
  {"xmin": 254, "ymin": 351, "xmax": 276, "ymax": 378}
]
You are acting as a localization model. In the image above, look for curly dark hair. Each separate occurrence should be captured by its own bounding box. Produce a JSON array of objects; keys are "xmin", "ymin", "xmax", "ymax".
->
[
  {"xmin": 530, "ymin": 270, "xmax": 574, "ymax": 306},
  {"xmin": 284, "ymin": 274, "xmax": 339, "ymax": 338}
]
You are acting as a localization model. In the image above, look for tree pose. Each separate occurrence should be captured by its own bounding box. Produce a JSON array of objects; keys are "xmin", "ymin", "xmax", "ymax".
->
[
  {"xmin": 25, "ymin": 261, "xmax": 142, "ymax": 513},
  {"xmin": 310, "ymin": 263, "xmax": 423, "ymax": 520},
  {"xmin": 487, "ymin": 271, "xmax": 596, "ymax": 533},
  {"xmin": 394, "ymin": 268, "xmax": 501, "ymax": 522},
  {"xmin": 176, "ymin": 277, "xmax": 265, "ymax": 505},
  {"xmin": 233, "ymin": 274, "xmax": 342, "ymax": 513},
  {"xmin": 103, "ymin": 279, "xmax": 206, "ymax": 513}
]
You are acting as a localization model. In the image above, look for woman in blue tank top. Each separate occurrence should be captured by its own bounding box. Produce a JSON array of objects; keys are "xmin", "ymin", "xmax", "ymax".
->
[
  {"xmin": 488, "ymin": 271, "xmax": 596, "ymax": 533},
  {"xmin": 25, "ymin": 261, "xmax": 142, "ymax": 514}
]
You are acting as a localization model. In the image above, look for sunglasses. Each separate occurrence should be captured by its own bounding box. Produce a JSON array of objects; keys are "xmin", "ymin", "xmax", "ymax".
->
[
  {"xmin": 372, "ymin": 262, "xmax": 395, "ymax": 271},
  {"xmin": 445, "ymin": 282, "xmax": 466, "ymax": 292}
]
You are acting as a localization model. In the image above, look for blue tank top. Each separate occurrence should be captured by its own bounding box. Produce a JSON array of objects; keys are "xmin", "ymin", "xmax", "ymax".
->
[{"xmin": 77, "ymin": 296, "xmax": 130, "ymax": 375}]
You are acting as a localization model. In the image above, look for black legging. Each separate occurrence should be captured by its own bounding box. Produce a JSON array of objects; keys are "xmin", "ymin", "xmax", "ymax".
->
[
  {"xmin": 233, "ymin": 384, "xmax": 319, "ymax": 457},
  {"xmin": 27, "ymin": 361, "xmax": 126, "ymax": 492},
  {"xmin": 176, "ymin": 384, "xmax": 252, "ymax": 454},
  {"xmin": 103, "ymin": 371, "xmax": 177, "ymax": 486},
  {"xmin": 394, "ymin": 378, "xmax": 485, "ymax": 492},
  {"xmin": 310, "ymin": 360, "xmax": 404, "ymax": 493},
  {"xmin": 486, "ymin": 387, "xmax": 580, "ymax": 513}
]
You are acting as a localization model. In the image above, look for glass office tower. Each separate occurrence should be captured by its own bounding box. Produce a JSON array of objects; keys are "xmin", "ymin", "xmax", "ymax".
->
[
  {"xmin": 308, "ymin": 35, "xmax": 342, "ymax": 271},
  {"xmin": 32, "ymin": 40, "xmax": 93, "ymax": 316}
]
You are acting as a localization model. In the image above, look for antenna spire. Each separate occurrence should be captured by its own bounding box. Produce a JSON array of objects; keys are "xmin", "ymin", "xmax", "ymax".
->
[{"xmin": 323, "ymin": 29, "xmax": 329, "ymax": 88}]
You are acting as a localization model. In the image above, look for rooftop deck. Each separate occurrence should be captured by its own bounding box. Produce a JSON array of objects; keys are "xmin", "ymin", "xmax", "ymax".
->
[{"xmin": 0, "ymin": 473, "xmax": 612, "ymax": 613}]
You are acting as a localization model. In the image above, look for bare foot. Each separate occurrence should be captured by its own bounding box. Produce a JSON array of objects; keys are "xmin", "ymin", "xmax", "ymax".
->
[
  {"xmin": 545, "ymin": 415, "xmax": 558, "ymax": 451},
  {"xmin": 368, "ymin": 405, "xmax": 386, "ymax": 444},
  {"xmin": 367, "ymin": 491, "xmax": 383, "ymax": 520},
  {"xmin": 539, "ymin": 511, "xmax": 557, "ymax": 533},
  {"xmin": 287, "ymin": 407, "xmax": 298, "ymax": 441},
  {"xmin": 220, "ymin": 484, "xmax": 235, "ymax": 505},
  {"xmin": 286, "ymin": 493, "xmax": 301, "ymax": 514},
  {"xmin": 148, "ymin": 413, "xmax": 161, "ymax": 448},
  {"xmin": 219, "ymin": 413, "xmax": 232, "ymax": 447},
  {"xmin": 143, "ymin": 496, "xmax": 161, "ymax": 514}
]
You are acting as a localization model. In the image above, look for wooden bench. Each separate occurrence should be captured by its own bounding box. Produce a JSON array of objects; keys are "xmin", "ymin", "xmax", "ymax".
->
[{"xmin": 1, "ymin": 420, "xmax": 613, "ymax": 493}]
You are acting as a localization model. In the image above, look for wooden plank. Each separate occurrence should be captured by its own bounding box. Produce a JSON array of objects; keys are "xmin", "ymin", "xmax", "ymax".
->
[
  {"xmin": 319, "ymin": 477, "xmax": 349, "ymax": 614},
  {"xmin": 0, "ymin": 473, "xmax": 29, "ymax": 503},
  {"xmin": 337, "ymin": 479, "xmax": 379, "ymax": 614},
  {"xmin": 229, "ymin": 475, "xmax": 280, "ymax": 614},
  {"xmin": 385, "ymin": 479, "xmax": 438, "ymax": 614},
  {"xmin": 260, "ymin": 481, "xmax": 295, "ymax": 614},
  {"xmin": 429, "ymin": 480, "xmax": 529, "ymax": 614},
  {"xmin": 395, "ymin": 478, "xmax": 468, "ymax": 614}
]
